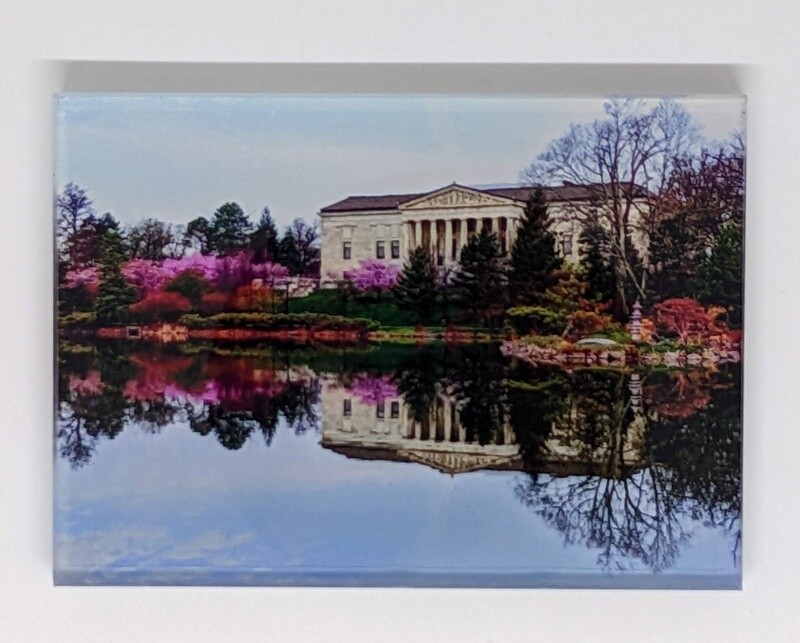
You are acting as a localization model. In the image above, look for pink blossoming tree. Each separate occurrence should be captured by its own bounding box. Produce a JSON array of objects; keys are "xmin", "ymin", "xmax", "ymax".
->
[
  {"xmin": 347, "ymin": 373, "xmax": 399, "ymax": 406},
  {"xmin": 343, "ymin": 260, "xmax": 401, "ymax": 297}
]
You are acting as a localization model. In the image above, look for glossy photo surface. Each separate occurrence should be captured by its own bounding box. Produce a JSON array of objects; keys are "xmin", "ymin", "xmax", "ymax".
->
[{"xmin": 55, "ymin": 95, "xmax": 744, "ymax": 587}]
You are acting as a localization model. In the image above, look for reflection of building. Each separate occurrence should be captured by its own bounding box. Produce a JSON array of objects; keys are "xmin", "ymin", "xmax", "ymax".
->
[
  {"xmin": 318, "ymin": 182, "xmax": 649, "ymax": 281},
  {"xmin": 320, "ymin": 376, "xmax": 520, "ymax": 475},
  {"xmin": 320, "ymin": 375, "xmax": 647, "ymax": 477}
]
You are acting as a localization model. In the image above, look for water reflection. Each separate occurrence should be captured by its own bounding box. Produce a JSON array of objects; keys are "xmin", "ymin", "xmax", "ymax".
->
[{"xmin": 57, "ymin": 341, "xmax": 741, "ymax": 575}]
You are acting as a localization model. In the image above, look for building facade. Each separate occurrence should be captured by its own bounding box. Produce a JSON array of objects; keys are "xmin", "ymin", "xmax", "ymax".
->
[
  {"xmin": 319, "ymin": 373, "xmax": 646, "ymax": 477},
  {"xmin": 318, "ymin": 182, "xmax": 648, "ymax": 283}
]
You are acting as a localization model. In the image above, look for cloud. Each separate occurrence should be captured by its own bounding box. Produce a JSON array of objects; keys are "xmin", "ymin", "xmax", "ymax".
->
[
  {"xmin": 161, "ymin": 529, "xmax": 253, "ymax": 562},
  {"xmin": 55, "ymin": 526, "xmax": 255, "ymax": 570},
  {"xmin": 55, "ymin": 526, "xmax": 170, "ymax": 569}
]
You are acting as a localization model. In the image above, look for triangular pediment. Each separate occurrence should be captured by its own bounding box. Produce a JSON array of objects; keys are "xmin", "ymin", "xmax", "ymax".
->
[
  {"xmin": 403, "ymin": 449, "xmax": 520, "ymax": 474},
  {"xmin": 399, "ymin": 184, "xmax": 516, "ymax": 210}
]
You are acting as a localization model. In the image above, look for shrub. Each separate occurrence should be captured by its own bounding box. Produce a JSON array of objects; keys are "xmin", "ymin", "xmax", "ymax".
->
[
  {"xmin": 130, "ymin": 291, "xmax": 192, "ymax": 323},
  {"xmin": 228, "ymin": 284, "xmax": 282, "ymax": 312},
  {"xmin": 199, "ymin": 292, "xmax": 229, "ymax": 315},
  {"xmin": 178, "ymin": 312, "xmax": 379, "ymax": 333},
  {"xmin": 177, "ymin": 314, "xmax": 211, "ymax": 328},
  {"xmin": 163, "ymin": 270, "xmax": 211, "ymax": 308},
  {"xmin": 506, "ymin": 306, "xmax": 568, "ymax": 335},
  {"xmin": 565, "ymin": 309, "xmax": 619, "ymax": 341},
  {"xmin": 59, "ymin": 311, "xmax": 97, "ymax": 328}
]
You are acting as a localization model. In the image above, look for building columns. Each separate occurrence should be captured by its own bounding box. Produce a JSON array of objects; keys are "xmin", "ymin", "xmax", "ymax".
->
[{"xmin": 404, "ymin": 214, "xmax": 523, "ymax": 262}]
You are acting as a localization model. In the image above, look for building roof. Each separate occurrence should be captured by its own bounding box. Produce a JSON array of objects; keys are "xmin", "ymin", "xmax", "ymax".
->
[{"xmin": 319, "ymin": 182, "xmax": 649, "ymax": 213}]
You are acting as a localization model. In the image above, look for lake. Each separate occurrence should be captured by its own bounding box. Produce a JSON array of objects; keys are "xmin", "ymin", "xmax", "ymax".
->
[{"xmin": 54, "ymin": 340, "xmax": 742, "ymax": 588}]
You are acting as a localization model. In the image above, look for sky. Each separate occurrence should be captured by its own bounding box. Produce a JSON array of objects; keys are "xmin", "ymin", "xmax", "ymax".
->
[
  {"xmin": 54, "ymin": 95, "xmax": 745, "ymax": 230},
  {"xmin": 54, "ymin": 413, "xmax": 740, "ymax": 585}
]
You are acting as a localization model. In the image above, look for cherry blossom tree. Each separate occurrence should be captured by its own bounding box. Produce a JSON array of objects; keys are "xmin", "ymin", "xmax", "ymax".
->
[
  {"xmin": 344, "ymin": 260, "xmax": 401, "ymax": 297},
  {"xmin": 348, "ymin": 374, "xmax": 399, "ymax": 406},
  {"xmin": 62, "ymin": 265, "xmax": 100, "ymax": 295}
]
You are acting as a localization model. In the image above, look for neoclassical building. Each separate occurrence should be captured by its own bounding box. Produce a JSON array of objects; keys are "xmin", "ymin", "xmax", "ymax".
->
[
  {"xmin": 318, "ymin": 374, "xmax": 646, "ymax": 478},
  {"xmin": 318, "ymin": 181, "xmax": 648, "ymax": 282}
]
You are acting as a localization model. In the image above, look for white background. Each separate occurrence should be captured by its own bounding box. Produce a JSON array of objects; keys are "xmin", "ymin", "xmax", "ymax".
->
[{"xmin": 1, "ymin": 1, "xmax": 798, "ymax": 641}]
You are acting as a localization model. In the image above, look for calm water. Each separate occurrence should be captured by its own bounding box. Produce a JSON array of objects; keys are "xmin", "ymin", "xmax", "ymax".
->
[{"xmin": 54, "ymin": 341, "xmax": 742, "ymax": 588}]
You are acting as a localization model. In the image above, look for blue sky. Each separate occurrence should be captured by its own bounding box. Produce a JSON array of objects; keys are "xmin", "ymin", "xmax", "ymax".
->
[{"xmin": 54, "ymin": 95, "xmax": 744, "ymax": 229}]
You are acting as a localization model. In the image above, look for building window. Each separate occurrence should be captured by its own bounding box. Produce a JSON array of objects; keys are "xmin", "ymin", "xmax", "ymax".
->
[
  {"xmin": 343, "ymin": 399, "xmax": 351, "ymax": 417},
  {"xmin": 561, "ymin": 236, "xmax": 573, "ymax": 257},
  {"xmin": 342, "ymin": 241, "xmax": 351, "ymax": 260},
  {"xmin": 390, "ymin": 401, "xmax": 400, "ymax": 418},
  {"xmin": 391, "ymin": 240, "xmax": 400, "ymax": 259},
  {"xmin": 376, "ymin": 403, "xmax": 385, "ymax": 419},
  {"xmin": 376, "ymin": 240, "xmax": 385, "ymax": 259}
]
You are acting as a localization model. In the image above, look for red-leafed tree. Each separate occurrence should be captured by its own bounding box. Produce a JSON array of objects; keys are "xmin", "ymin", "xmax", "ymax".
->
[
  {"xmin": 129, "ymin": 291, "xmax": 192, "ymax": 323},
  {"xmin": 652, "ymin": 298, "xmax": 723, "ymax": 344}
]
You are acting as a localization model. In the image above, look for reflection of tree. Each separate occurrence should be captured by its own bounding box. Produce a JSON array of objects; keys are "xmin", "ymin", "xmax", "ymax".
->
[
  {"xmin": 185, "ymin": 372, "xmax": 321, "ymax": 450},
  {"xmin": 57, "ymin": 344, "xmax": 323, "ymax": 459},
  {"xmin": 394, "ymin": 346, "xmax": 442, "ymax": 423},
  {"xmin": 446, "ymin": 344, "xmax": 509, "ymax": 445},
  {"xmin": 646, "ymin": 366, "xmax": 742, "ymax": 564},
  {"xmin": 128, "ymin": 397, "xmax": 182, "ymax": 433},
  {"xmin": 187, "ymin": 404, "xmax": 261, "ymax": 450},
  {"xmin": 280, "ymin": 379, "xmax": 321, "ymax": 435},
  {"xmin": 517, "ymin": 467, "xmax": 689, "ymax": 571},
  {"xmin": 57, "ymin": 346, "xmax": 136, "ymax": 468},
  {"xmin": 513, "ymin": 367, "xmax": 741, "ymax": 571}
]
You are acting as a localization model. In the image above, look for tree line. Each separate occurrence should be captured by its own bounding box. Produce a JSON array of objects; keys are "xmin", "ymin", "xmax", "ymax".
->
[{"xmin": 56, "ymin": 185, "xmax": 321, "ymax": 276}]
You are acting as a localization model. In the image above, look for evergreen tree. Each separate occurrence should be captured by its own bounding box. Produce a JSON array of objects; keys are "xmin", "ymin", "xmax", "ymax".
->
[
  {"xmin": 393, "ymin": 246, "xmax": 438, "ymax": 324},
  {"xmin": 509, "ymin": 188, "xmax": 562, "ymax": 304},
  {"xmin": 94, "ymin": 233, "xmax": 137, "ymax": 325},
  {"xmin": 209, "ymin": 202, "xmax": 253, "ymax": 255},
  {"xmin": 647, "ymin": 212, "xmax": 703, "ymax": 301},
  {"xmin": 452, "ymin": 229, "xmax": 508, "ymax": 328},
  {"xmin": 250, "ymin": 206, "xmax": 280, "ymax": 263},
  {"xmin": 694, "ymin": 222, "xmax": 743, "ymax": 327},
  {"xmin": 186, "ymin": 216, "xmax": 214, "ymax": 255},
  {"xmin": 579, "ymin": 223, "xmax": 615, "ymax": 303},
  {"xmin": 277, "ymin": 233, "xmax": 301, "ymax": 275}
]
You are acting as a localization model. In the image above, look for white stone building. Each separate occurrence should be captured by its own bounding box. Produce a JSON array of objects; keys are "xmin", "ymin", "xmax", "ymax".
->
[
  {"xmin": 318, "ymin": 374, "xmax": 645, "ymax": 477},
  {"xmin": 318, "ymin": 181, "xmax": 649, "ymax": 282}
]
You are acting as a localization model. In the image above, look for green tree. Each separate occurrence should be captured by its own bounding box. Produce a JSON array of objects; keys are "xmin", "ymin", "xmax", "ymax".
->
[
  {"xmin": 277, "ymin": 233, "xmax": 301, "ymax": 274},
  {"xmin": 251, "ymin": 206, "xmax": 280, "ymax": 263},
  {"xmin": 452, "ymin": 229, "xmax": 508, "ymax": 328},
  {"xmin": 509, "ymin": 188, "xmax": 562, "ymax": 303},
  {"xmin": 163, "ymin": 271, "xmax": 210, "ymax": 309},
  {"xmin": 127, "ymin": 218, "xmax": 178, "ymax": 261},
  {"xmin": 94, "ymin": 233, "xmax": 137, "ymax": 324},
  {"xmin": 56, "ymin": 182, "xmax": 95, "ymax": 250},
  {"xmin": 393, "ymin": 246, "xmax": 438, "ymax": 325},
  {"xmin": 694, "ymin": 222, "xmax": 743, "ymax": 326},
  {"xmin": 210, "ymin": 202, "xmax": 253, "ymax": 255},
  {"xmin": 280, "ymin": 218, "xmax": 320, "ymax": 276},
  {"xmin": 67, "ymin": 212, "xmax": 124, "ymax": 268},
  {"xmin": 647, "ymin": 211, "xmax": 700, "ymax": 301},
  {"xmin": 579, "ymin": 223, "xmax": 615, "ymax": 303},
  {"xmin": 186, "ymin": 216, "xmax": 215, "ymax": 255}
]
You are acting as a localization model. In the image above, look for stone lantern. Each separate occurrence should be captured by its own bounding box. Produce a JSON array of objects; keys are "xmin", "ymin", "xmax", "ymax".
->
[{"xmin": 629, "ymin": 300, "xmax": 643, "ymax": 343}]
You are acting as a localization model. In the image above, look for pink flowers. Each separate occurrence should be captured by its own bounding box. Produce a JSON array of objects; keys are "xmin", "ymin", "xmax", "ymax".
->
[
  {"xmin": 121, "ymin": 252, "xmax": 288, "ymax": 295},
  {"xmin": 347, "ymin": 373, "xmax": 399, "ymax": 405},
  {"xmin": 122, "ymin": 259, "xmax": 167, "ymax": 295},
  {"xmin": 67, "ymin": 370, "xmax": 103, "ymax": 396},
  {"xmin": 344, "ymin": 259, "xmax": 400, "ymax": 294},
  {"xmin": 62, "ymin": 266, "xmax": 100, "ymax": 293}
]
